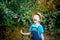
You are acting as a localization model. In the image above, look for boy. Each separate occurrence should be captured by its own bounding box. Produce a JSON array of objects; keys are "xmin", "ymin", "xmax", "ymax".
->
[{"xmin": 20, "ymin": 12, "xmax": 44, "ymax": 40}]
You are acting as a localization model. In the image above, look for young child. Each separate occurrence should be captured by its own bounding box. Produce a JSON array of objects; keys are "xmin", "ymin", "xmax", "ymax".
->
[{"xmin": 20, "ymin": 12, "xmax": 44, "ymax": 40}]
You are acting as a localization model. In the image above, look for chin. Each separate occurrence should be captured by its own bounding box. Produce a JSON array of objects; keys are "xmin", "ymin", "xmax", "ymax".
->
[{"xmin": 34, "ymin": 21, "xmax": 37, "ymax": 23}]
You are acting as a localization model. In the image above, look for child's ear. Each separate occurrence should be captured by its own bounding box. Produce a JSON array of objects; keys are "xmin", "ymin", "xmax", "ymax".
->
[{"xmin": 39, "ymin": 19, "xmax": 41, "ymax": 22}]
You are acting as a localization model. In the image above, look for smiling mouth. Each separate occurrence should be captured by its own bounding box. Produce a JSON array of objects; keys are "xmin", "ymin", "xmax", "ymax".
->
[{"xmin": 33, "ymin": 19, "xmax": 37, "ymax": 21}]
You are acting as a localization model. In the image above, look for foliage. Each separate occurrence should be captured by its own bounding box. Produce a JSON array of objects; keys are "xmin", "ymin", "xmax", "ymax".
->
[{"xmin": 0, "ymin": 0, "xmax": 60, "ymax": 40}]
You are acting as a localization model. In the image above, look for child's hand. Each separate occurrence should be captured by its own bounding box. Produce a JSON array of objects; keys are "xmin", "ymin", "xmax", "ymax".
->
[
  {"xmin": 20, "ymin": 29, "xmax": 31, "ymax": 35},
  {"xmin": 20, "ymin": 30, "xmax": 23, "ymax": 34}
]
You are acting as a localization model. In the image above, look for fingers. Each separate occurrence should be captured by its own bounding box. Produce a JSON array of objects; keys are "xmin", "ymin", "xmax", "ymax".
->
[{"xmin": 20, "ymin": 30, "xmax": 23, "ymax": 34}]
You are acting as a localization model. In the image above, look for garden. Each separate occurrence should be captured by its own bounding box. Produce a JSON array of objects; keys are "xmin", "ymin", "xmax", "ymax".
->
[{"xmin": 0, "ymin": 0, "xmax": 60, "ymax": 40}]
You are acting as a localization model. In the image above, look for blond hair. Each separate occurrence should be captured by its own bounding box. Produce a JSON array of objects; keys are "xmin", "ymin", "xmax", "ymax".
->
[{"xmin": 32, "ymin": 11, "xmax": 42, "ymax": 22}]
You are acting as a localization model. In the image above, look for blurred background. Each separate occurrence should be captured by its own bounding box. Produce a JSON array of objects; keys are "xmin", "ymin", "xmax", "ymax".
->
[{"xmin": 0, "ymin": 0, "xmax": 60, "ymax": 40}]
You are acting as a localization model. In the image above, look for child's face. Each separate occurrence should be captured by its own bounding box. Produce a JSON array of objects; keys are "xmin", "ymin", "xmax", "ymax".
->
[{"xmin": 32, "ymin": 15, "xmax": 40, "ymax": 23}]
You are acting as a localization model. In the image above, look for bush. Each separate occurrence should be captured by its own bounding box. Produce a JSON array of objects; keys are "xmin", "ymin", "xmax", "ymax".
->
[{"xmin": 0, "ymin": 0, "xmax": 60, "ymax": 40}]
